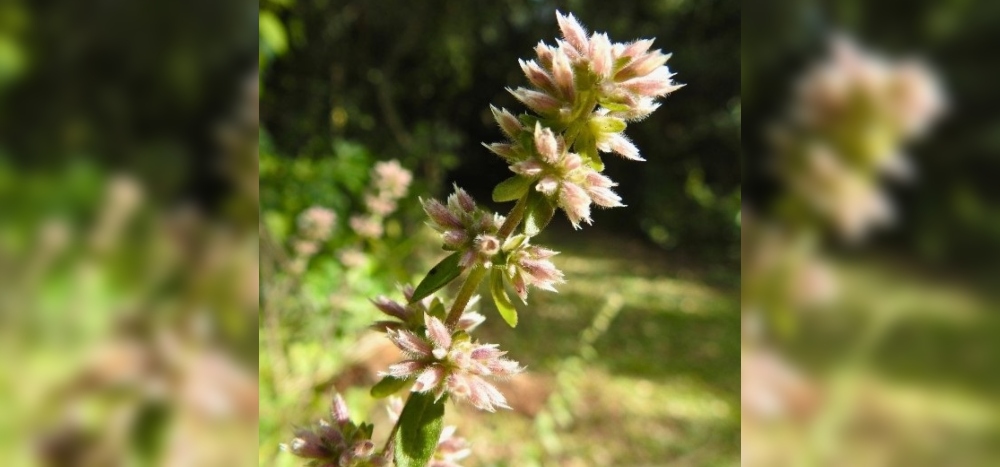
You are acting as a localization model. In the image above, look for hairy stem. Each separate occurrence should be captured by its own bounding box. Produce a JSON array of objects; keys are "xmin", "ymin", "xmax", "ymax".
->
[
  {"xmin": 497, "ymin": 194, "xmax": 529, "ymax": 240},
  {"xmin": 445, "ymin": 193, "xmax": 529, "ymax": 326},
  {"xmin": 445, "ymin": 264, "xmax": 488, "ymax": 326}
]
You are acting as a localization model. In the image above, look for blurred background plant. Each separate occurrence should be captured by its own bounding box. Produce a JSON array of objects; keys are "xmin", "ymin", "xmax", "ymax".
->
[
  {"xmin": 743, "ymin": 0, "xmax": 1000, "ymax": 465},
  {"xmin": 259, "ymin": 0, "xmax": 740, "ymax": 466},
  {"xmin": 0, "ymin": 0, "xmax": 258, "ymax": 464}
]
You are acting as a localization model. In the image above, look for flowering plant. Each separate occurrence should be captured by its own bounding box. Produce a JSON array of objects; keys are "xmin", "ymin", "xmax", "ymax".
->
[{"xmin": 286, "ymin": 11, "xmax": 680, "ymax": 466}]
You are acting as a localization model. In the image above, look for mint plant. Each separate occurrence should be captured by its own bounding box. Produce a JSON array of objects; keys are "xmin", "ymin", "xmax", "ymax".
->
[{"xmin": 285, "ymin": 11, "xmax": 681, "ymax": 466}]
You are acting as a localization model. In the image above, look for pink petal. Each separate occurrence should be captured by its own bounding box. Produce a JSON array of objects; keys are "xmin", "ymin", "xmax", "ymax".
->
[
  {"xmin": 555, "ymin": 11, "xmax": 589, "ymax": 55},
  {"xmin": 424, "ymin": 314, "xmax": 453, "ymax": 351}
]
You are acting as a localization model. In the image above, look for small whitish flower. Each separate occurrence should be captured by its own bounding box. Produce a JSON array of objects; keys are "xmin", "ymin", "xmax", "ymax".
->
[
  {"xmin": 283, "ymin": 393, "xmax": 387, "ymax": 466},
  {"xmin": 350, "ymin": 215, "xmax": 384, "ymax": 239},
  {"xmin": 294, "ymin": 240, "xmax": 320, "ymax": 257},
  {"xmin": 370, "ymin": 285, "xmax": 485, "ymax": 334},
  {"xmin": 365, "ymin": 194, "xmax": 398, "ymax": 217},
  {"xmin": 383, "ymin": 315, "xmax": 523, "ymax": 412},
  {"xmin": 372, "ymin": 159, "xmax": 413, "ymax": 200},
  {"xmin": 298, "ymin": 206, "xmax": 337, "ymax": 241},
  {"xmin": 385, "ymin": 399, "xmax": 471, "ymax": 467},
  {"xmin": 422, "ymin": 186, "xmax": 505, "ymax": 268},
  {"xmin": 501, "ymin": 235, "xmax": 565, "ymax": 301},
  {"xmin": 337, "ymin": 247, "xmax": 367, "ymax": 269}
]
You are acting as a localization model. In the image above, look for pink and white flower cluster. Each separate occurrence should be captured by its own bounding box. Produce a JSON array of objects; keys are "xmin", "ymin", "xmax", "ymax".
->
[
  {"xmin": 506, "ymin": 122, "xmax": 624, "ymax": 228},
  {"xmin": 487, "ymin": 11, "xmax": 681, "ymax": 228},
  {"xmin": 422, "ymin": 186, "xmax": 506, "ymax": 268},
  {"xmin": 499, "ymin": 234, "xmax": 565, "ymax": 301},
  {"xmin": 383, "ymin": 314, "xmax": 524, "ymax": 412},
  {"xmin": 351, "ymin": 159, "xmax": 413, "ymax": 239},
  {"xmin": 284, "ymin": 394, "xmax": 390, "ymax": 467},
  {"xmin": 511, "ymin": 11, "xmax": 682, "ymax": 125}
]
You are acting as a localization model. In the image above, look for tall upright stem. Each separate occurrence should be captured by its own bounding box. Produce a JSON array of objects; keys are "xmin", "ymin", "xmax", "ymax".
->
[
  {"xmin": 444, "ymin": 193, "xmax": 529, "ymax": 326},
  {"xmin": 497, "ymin": 194, "xmax": 529, "ymax": 240},
  {"xmin": 445, "ymin": 265, "xmax": 488, "ymax": 326}
]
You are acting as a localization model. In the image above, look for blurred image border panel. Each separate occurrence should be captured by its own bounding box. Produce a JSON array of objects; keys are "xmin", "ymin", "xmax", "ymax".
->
[{"xmin": 0, "ymin": 0, "xmax": 260, "ymax": 465}]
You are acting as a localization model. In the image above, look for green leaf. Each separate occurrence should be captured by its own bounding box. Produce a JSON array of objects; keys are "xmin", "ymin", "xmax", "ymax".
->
[
  {"xmin": 370, "ymin": 376, "xmax": 409, "ymax": 399},
  {"xmin": 490, "ymin": 269, "xmax": 518, "ymax": 327},
  {"xmin": 589, "ymin": 116, "xmax": 627, "ymax": 133},
  {"xmin": 411, "ymin": 252, "xmax": 463, "ymax": 303},
  {"xmin": 523, "ymin": 191, "xmax": 556, "ymax": 237},
  {"xmin": 493, "ymin": 176, "xmax": 533, "ymax": 202},
  {"xmin": 428, "ymin": 298, "xmax": 447, "ymax": 320},
  {"xmin": 394, "ymin": 392, "xmax": 447, "ymax": 467},
  {"xmin": 572, "ymin": 130, "xmax": 604, "ymax": 172},
  {"xmin": 598, "ymin": 98, "xmax": 631, "ymax": 112}
]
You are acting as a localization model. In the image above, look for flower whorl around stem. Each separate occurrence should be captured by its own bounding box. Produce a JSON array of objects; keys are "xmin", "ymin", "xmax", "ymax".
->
[
  {"xmin": 486, "ymin": 11, "xmax": 678, "ymax": 229},
  {"xmin": 505, "ymin": 123, "xmax": 623, "ymax": 228},
  {"xmin": 499, "ymin": 234, "xmax": 565, "ymax": 301},
  {"xmin": 383, "ymin": 315, "xmax": 524, "ymax": 412},
  {"xmin": 421, "ymin": 186, "xmax": 506, "ymax": 267},
  {"xmin": 283, "ymin": 393, "xmax": 390, "ymax": 467}
]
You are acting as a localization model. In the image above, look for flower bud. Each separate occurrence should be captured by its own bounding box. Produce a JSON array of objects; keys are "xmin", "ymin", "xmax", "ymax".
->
[
  {"xmin": 589, "ymin": 32, "xmax": 613, "ymax": 78},
  {"xmin": 615, "ymin": 51, "xmax": 671, "ymax": 82},
  {"xmin": 621, "ymin": 39, "xmax": 654, "ymax": 59},
  {"xmin": 534, "ymin": 40, "xmax": 554, "ymax": 69},
  {"xmin": 559, "ymin": 183, "xmax": 593, "ymax": 228},
  {"xmin": 509, "ymin": 87, "xmax": 561, "ymax": 115},
  {"xmin": 519, "ymin": 59, "xmax": 557, "ymax": 95},
  {"xmin": 450, "ymin": 186, "xmax": 477, "ymax": 213},
  {"xmin": 490, "ymin": 105, "xmax": 523, "ymax": 139},
  {"xmin": 533, "ymin": 123, "xmax": 561, "ymax": 163},
  {"xmin": 422, "ymin": 198, "xmax": 463, "ymax": 229},
  {"xmin": 484, "ymin": 142, "xmax": 519, "ymax": 162},
  {"xmin": 597, "ymin": 133, "xmax": 642, "ymax": 161},
  {"xmin": 556, "ymin": 11, "xmax": 589, "ymax": 55},
  {"xmin": 442, "ymin": 229, "xmax": 468, "ymax": 249},
  {"xmin": 621, "ymin": 67, "xmax": 683, "ymax": 97},
  {"xmin": 289, "ymin": 433, "xmax": 328, "ymax": 459},
  {"xmin": 511, "ymin": 160, "xmax": 544, "ymax": 177},
  {"xmin": 551, "ymin": 49, "xmax": 575, "ymax": 100},
  {"xmin": 587, "ymin": 185, "xmax": 624, "ymax": 208},
  {"xmin": 372, "ymin": 296, "xmax": 409, "ymax": 321},
  {"xmin": 331, "ymin": 394, "xmax": 351, "ymax": 426}
]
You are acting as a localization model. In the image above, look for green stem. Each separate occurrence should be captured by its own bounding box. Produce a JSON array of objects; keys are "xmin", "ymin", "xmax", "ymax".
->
[
  {"xmin": 497, "ymin": 194, "xmax": 529, "ymax": 240},
  {"xmin": 444, "ymin": 192, "xmax": 529, "ymax": 326},
  {"xmin": 445, "ymin": 264, "xmax": 488, "ymax": 326}
]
